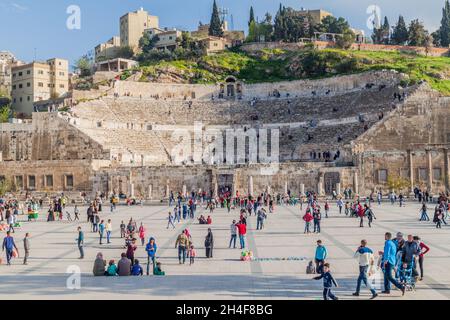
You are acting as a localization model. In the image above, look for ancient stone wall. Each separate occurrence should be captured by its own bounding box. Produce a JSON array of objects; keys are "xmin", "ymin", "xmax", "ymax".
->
[{"xmin": 112, "ymin": 70, "xmax": 403, "ymax": 101}]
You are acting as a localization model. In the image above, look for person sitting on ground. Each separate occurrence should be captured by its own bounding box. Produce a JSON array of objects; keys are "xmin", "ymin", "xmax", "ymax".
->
[
  {"xmin": 117, "ymin": 252, "xmax": 131, "ymax": 276},
  {"xmin": 154, "ymin": 262, "xmax": 165, "ymax": 276},
  {"xmin": 106, "ymin": 260, "xmax": 118, "ymax": 276},
  {"xmin": 198, "ymin": 215, "xmax": 207, "ymax": 224},
  {"xmin": 131, "ymin": 259, "xmax": 143, "ymax": 276},
  {"xmin": 93, "ymin": 252, "xmax": 106, "ymax": 276}
]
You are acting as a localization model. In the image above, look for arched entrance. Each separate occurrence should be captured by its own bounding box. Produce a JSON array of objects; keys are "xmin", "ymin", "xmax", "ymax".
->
[{"xmin": 324, "ymin": 172, "xmax": 340, "ymax": 195}]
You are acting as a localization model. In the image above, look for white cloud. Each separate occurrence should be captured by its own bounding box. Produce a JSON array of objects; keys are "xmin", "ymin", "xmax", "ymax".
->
[{"xmin": 10, "ymin": 2, "xmax": 28, "ymax": 11}]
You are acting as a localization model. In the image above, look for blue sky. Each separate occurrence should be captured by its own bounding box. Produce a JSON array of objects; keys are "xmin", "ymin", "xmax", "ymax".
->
[{"xmin": 0, "ymin": 0, "xmax": 447, "ymax": 66}]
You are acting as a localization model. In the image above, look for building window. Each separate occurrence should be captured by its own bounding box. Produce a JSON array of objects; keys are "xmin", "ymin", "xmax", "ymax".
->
[
  {"xmin": 12, "ymin": 85, "xmax": 16, "ymax": 90},
  {"xmin": 59, "ymin": 72, "xmax": 65, "ymax": 76},
  {"xmin": 18, "ymin": 72, "xmax": 22, "ymax": 76},
  {"xmin": 38, "ymin": 82, "xmax": 44, "ymax": 87},
  {"xmin": 15, "ymin": 176, "xmax": 23, "ymax": 189},
  {"xmin": 45, "ymin": 175, "xmax": 53, "ymax": 187},
  {"xmin": 59, "ymin": 84, "xmax": 65, "ymax": 88},
  {"xmin": 65, "ymin": 175, "xmax": 74, "ymax": 189},
  {"xmin": 12, "ymin": 73, "xmax": 16, "ymax": 77},
  {"xmin": 418, "ymin": 168, "xmax": 427, "ymax": 181},
  {"xmin": 377, "ymin": 169, "xmax": 388, "ymax": 183},
  {"xmin": 38, "ymin": 70, "xmax": 44, "ymax": 75},
  {"xmin": 19, "ymin": 97, "xmax": 22, "ymax": 102},
  {"xmin": 27, "ymin": 96, "xmax": 30, "ymax": 101},
  {"xmin": 27, "ymin": 82, "xmax": 30, "ymax": 87},
  {"xmin": 28, "ymin": 175, "xmax": 36, "ymax": 189},
  {"xmin": 433, "ymin": 168, "xmax": 442, "ymax": 181},
  {"xmin": 19, "ymin": 84, "xmax": 22, "ymax": 89},
  {"xmin": 27, "ymin": 70, "xmax": 31, "ymax": 75}
]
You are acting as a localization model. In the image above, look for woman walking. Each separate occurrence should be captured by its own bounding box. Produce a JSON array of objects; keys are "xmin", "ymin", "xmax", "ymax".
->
[
  {"xmin": 205, "ymin": 228, "xmax": 214, "ymax": 258},
  {"xmin": 419, "ymin": 203, "xmax": 430, "ymax": 221},
  {"xmin": 138, "ymin": 223, "xmax": 146, "ymax": 246},
  {"xmin": 414, "ymin": 236, "xmax": 430, "ymax": 281}
]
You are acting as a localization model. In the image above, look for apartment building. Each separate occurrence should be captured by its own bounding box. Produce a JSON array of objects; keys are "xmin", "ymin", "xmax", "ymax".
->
[
  {"xmin": 11, "ymin": 58, "xmax": 69, "ymax": 114},
  {"xmin": 0, "ymin": 51, "xmax": 22, "ymax": 95},
  {"xmin": 95, "ymin": 36, "xmax": 121, "ymax": 62},
  {"xmin": 145, "ymin": 28, "xmax": 182, "ymax": 51},
  {"xmin": 120, "ymin": 8, "xmax": 159, "ymax": 51},
  {"xmin": 295, "ymin": 9, "xmax": 333, "ymax": 25}
]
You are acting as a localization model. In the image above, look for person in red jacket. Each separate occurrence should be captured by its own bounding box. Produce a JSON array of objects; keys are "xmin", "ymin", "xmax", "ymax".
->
[
  {"xmin": 414, "ymin": 236, "xmax": 430, "ymax": 281},
  {"xmin": 357, "ymin": 203, "xmax": 365, "ymax": 227},
  {"xmin": 236, "ymin": 222, "xmax": 247, "ymax": 249},
  {"xmin": 303, "ymin": 210, "xmax": 313, "ymax": 234}
]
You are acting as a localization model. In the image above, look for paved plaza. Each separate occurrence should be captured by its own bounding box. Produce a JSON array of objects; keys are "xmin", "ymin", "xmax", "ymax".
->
[{"xmin": 0, "ymin": 201, "xmax": 449, "ymax": 300}]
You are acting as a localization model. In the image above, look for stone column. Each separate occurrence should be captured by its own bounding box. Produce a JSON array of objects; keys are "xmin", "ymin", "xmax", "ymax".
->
[
  {"xmin": 148, "ymin": 185, "xmax": 153, "ymax": 200},
  {"xmin": 317, "ymin": 182, "xmax": 323, "ymax": 196},
  {"xmin": 166, "ymin": 184, "xmax": 170, "ymax": 198},
  {"xmin": 214, "ymin": 182, "xmax": 218, "ymax": 198},
  {"xmin": 182, "ymin": 184, "xmax": 187, "ymax": 197},
  {"xmin": 248, "ymin": 176, "xmax": 254, "ymax": 197},
  {"xmin": 353, "ymin": 172, "xmax": 359, "ymax": 195},
  {"xmin": 300, "ymin": 183, "xmax": 305, "ymax": 196},
  {"xmin": 444, "ymin": 148, "xmax": 450, "ymax": 192},
  {"xmin": 267, "ymin": 185, "xmax": 271, "ymax": 195},
  {"xmin": 336, "ymin": 182, "xmax": 341, "ymax": 196},
  {"xmin": 129, "ymin": 183, "xmax": 134, "ymax": 198},
  {"xmin": 426, "ymin": 149, "xmax": 433, "ymax": 193},
  {"xmin": 284, "ymin": 181, "xmax": 288, "ymax": 195},
  {"xmin": 407, "ymin": 149, "xmax": 414, "ymax": 194}
]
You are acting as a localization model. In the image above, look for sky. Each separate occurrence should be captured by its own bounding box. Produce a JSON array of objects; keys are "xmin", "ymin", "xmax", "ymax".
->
[{"xmin": 0, "ymin": 0, "xmax": 447, "ymax": 66}]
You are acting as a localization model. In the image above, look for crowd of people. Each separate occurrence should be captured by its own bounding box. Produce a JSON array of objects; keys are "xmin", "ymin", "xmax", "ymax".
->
[{"xmin": 0, "ymin": 186, "xmax": 443, "ymax": 300}]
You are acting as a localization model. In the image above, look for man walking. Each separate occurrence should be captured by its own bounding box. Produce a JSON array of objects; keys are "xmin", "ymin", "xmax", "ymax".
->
[
  {"xmin": 23, "ymin": 233, "xmax": 31, "ymax": 265},
  {"xmin": 352, "ymin": 239, "xmax": 378, "ymax": 299},
  {"xmin": 76, "ymin": 227, "xmax": 84, "ymax": 259},
  {"xmin": 229, "ymin": 220, "xmax": 237, "ymax": 249},
  {"xmin": 175, "ymin": 230, "xmax": 189, "ymax": 264},
  {"xmin": 2, "ymin": 231, "xmax": 18, "ymax": 265},
  {"xmin": 236, "ymin": 220, "xmax": 247, "ymax": 249},
  {"xmin": 382, "ymin": 232, "xmax": 405, "ymax": 295}
]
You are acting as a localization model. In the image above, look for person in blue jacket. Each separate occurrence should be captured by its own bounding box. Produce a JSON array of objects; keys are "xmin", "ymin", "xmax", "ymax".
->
[
  {"xmin": 315, "ymin": 240, "xmax": 328, "ymax": 274},
  {"xmin": 145, "ymin": 237, "xmax": 157, "ymax": 275},
  {"xmin": 382, "ymin": 232, "xmax": 406, "ymax": 295},
  {"xmin": 313, "ymin": 263, "xmax": 339, "ymax": 300}
]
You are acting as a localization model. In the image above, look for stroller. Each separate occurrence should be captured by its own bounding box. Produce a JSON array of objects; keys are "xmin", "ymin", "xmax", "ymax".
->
[{"xmin": 398, "ymin": 261, "xmax": 416, "ymax": 291}]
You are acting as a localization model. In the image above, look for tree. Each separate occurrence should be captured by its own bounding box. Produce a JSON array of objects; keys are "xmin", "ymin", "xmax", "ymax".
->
[
  {"xmin": 248, "ymin": 6, "xmax": 255, "ymax": 27},
  {"xmin": 0, "ymin": 178, "xmax": 15, "ymax": 196},
  {"xmin": 273, "ymin": 4, "xmax": 287, "ymax": 41},
  {"xmin": 0, "ymin": 104, "xmax": 11, "ymax": 123},
  {"xmin": 74, "ymin": 54, "xmax": 93, "ymax": 77},
  {"xmin": 408, "ymin": 19, "xmax": 429, "ymax": 46},
  {"xmin": 391, "ymin": 15, "xmax": 409, "ymax": 45},
  {"xmin": 387, "ymin": 175, "xmax": 410, "ymax": 193},
  {"xmin": 381, "ymin": 16, "xmax": 391, "ymax": 44},
  {"xmin": 439, "ymin": 0, "xmax": 450, "ymax": 47},
  {"xmin": 432, "ymin": 30, "xmax": 442, "ymax": 47},
  {"xmin": 336, "ymin": 30, "xmax": 356, "ymax": 49},
  {"xmin": 139, "ymin": 33, "xmax": 160, "ymax": 53},
  {"xmin": 372, "ymin": 16, "xmax": 390, "ymax": 44},
  {"xmin": 117, "ymin": 46, "xmax": 134, "ymax": 59},
  {"xmin": 209, "ymin": 0, "xmax": 224, "ymax": 37}
]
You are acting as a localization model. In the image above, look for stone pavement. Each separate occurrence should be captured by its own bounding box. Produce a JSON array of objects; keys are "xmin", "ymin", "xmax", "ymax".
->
[{"xmin": 0, "ymin": 201, "xmax": 449, "ymax": 300}]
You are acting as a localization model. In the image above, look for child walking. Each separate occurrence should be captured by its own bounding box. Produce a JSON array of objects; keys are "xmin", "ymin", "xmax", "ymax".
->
[
  {"xmin": 189, "ymin": 245, "xmax": 196, "ymax": 265},
  {"xmin": 313, "ymin": 263, "xmax": 339, "ymax": 300}
]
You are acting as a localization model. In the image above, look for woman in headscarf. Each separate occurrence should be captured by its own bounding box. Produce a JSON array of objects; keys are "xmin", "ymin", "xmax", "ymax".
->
[
  {"xmin": 205, "ymin": 228, "xmax": 214, "ymax": 258},
  {"xmin": 93, "ymin": 252, "xmax": 106, "ymax": 276}
]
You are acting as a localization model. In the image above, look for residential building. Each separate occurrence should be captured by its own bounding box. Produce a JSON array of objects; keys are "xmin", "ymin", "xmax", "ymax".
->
[
  {"xmin": 198, "ymin": 36, "xmax": 231, "ymax": 54},
  {"xmin": 0, "ymin": 51, "xmax": 23, "ymax": 95},
  {"xmin": 120, "ymin": 8, "xmax": 159, "ymax": 51},
  {"xmin": 191, "ymin": 23, "xmax": 245, "ymax": 48},
  {"xmin": 95, "ymin": 36, "xmax": 121, "ymax": 62},
  {"xmin": 11, "ymin": 58, "xmax": 69, "ymax": 114},
  {"xmin": 295, "ymin": 9, "xmax": 333, "ymax": 25},
  {"xmin": 145, "ymin": 28, "xmax": 182, "ymax": 51}
]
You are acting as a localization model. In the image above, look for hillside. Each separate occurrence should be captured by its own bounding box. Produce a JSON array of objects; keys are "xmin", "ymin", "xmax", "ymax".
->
[{"xmin": 134, "ymin": 47, "xmax": 450, "ymax": 95}]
